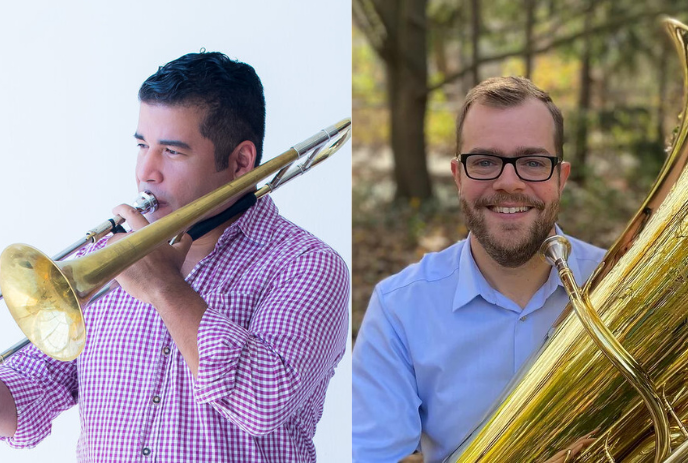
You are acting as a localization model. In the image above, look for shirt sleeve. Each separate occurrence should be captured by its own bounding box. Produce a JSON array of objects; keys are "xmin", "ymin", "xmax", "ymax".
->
[
  {"xmin": 352, "ymin": 286, "xmax": 422, "ymax": 462},
  {"xmin": 0, "ymin": 346, "xmax": 78, "ymax": 448},
  {"xmin": 192, "ymin": 249, "xmax": 349, "ymax": 436},
  {"xmin": 0, "ymin": 239, "xmax": 97, "ymax": 448}
]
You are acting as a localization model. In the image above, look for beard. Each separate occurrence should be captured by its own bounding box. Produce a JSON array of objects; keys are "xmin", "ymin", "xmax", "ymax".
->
[{"xmin": 460, "ymin": 192, "xmax": 559, "ymax": 268}]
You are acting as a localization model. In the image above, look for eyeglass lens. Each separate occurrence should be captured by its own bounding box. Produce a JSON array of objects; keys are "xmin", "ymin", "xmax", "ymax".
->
[{"xmin": 465, "ymin": 154, "xmax": 553, "ymax": 181}]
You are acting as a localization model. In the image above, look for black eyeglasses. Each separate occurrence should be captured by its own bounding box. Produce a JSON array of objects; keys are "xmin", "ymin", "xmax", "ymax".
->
[{"xmin": 458, "ymin": 153, "xmax": 561, "ymax": 182}]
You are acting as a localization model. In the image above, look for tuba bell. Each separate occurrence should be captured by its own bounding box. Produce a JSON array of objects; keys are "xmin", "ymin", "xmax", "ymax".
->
[{"xmin": 446, "ymin": 17, "xmax": 688, "ymax": 463}]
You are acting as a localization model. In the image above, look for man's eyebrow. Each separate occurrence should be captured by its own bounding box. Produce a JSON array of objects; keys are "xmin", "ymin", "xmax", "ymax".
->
[
  {"xmin": 467, "ymin": 147, "xmax": 500, "ymax": 155},
  {"xmin": 158, "ymin": 139, "xmax": 192, "ymax": 150},
  {"xmin": 514, "ymin": 146, "xmax": 553, "ymax": 155},
  {"xmin": 133, "ymin": 133, "xmax": 191, "ymax": 150},
  {"xmin": 467, "ymin": 147, "xmax": 553, "ymax": 156}
]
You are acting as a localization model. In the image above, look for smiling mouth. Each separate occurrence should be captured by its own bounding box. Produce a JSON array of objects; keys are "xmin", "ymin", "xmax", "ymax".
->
[{"xmin": 488, "ymin": 206, "xmax": 532, "ymax": 214}]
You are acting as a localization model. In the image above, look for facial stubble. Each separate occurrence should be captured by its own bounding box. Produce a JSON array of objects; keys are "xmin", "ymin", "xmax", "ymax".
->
[{"xmin": 460, "ymin": 193, "xmax": 559, "ymax": 268}]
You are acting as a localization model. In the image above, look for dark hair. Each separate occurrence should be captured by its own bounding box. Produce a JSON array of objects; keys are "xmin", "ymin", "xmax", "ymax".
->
[
  {"xmin": 455, "ymin": 76, "xmax": 564, "ymax": 159},
  {"xmin": 139, "ymin": 51, "xmax": 266, "ymax": 169}
]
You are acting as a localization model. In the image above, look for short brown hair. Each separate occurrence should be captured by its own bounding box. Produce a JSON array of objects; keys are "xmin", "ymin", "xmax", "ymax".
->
[{"xmin": 455, "ymin": 76, "xmax": 564, "ymax": 158}]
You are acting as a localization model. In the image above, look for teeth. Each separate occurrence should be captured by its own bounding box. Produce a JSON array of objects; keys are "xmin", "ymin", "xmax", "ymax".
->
[{"xmin": 492, "ymin": 206, "xmax": 530, "ymax": 214}]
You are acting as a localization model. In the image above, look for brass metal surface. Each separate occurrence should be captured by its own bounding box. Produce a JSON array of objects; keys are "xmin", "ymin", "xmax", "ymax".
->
[
  {"xmin": 0, "ymin": 245, "xmax": 83, "ymax": 361},
  {"xmin": 0, "ymin": 119, "xmax": 351, "ymax": 362},
  {"xmin": 541, "ymin": 236, "xmax": 670, "ymax": 462},
  {"xmin": 446, "ymin": 19, "xmax": 688, "ymax": 463}
]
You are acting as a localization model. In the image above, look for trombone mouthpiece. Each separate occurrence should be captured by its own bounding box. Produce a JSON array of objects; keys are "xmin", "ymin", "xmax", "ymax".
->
[
  {"xmin": 540, "ymin": 235, "xmax": 572, "ymax": 268},
  {"xmin": 133, "ymin": 191, "xmax": 158, "ymax": 214}
]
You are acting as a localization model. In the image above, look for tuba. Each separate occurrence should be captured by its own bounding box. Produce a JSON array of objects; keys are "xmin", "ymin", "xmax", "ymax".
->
[{"xmin": 447, "ymin": 18, "xmax": 688, "ymax": 462}]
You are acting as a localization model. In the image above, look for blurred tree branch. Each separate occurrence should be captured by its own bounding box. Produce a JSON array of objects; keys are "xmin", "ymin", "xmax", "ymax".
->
[
  {"xmin": 428, "ymin": 6, "xmax": 686, "ymax": 93},
  {"xmin": 354, "ymin": 0, "xmax": 688, "ymax": 199}
]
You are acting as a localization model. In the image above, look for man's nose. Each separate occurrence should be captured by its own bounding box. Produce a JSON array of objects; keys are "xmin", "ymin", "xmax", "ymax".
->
[
  {"xmin": 492, "ymin": 163, "xmax": 526, "ymax": 193},
  {"xmin": 136, "ymin": 150, "xmax": 163, "ymax": 184}
]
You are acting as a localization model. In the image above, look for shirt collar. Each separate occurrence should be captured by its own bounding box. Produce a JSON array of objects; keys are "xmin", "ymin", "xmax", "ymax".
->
[
  {"xmin": 216, "ymin": 195, "xmax": 278, "ymax": 248},
  {"xmin": 552, "ymin": 224, "xmax": 584, "ymax": 289},
  {"xmin": 452, "ymin": 225, "xmax": 583, "ymax": 313}
]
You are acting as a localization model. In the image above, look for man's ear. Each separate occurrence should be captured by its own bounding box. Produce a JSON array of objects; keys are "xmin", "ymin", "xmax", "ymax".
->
[
  {"xmin": 229, "ymin": 141, "xmax": 257, "ymax": 178},
  {"xmin": 558, "ymin": 160, "xmax": 571, "ymax": 193},
  {"xmin": 450, "ymin": 158, "xmax": 462, "ymax": 193}
]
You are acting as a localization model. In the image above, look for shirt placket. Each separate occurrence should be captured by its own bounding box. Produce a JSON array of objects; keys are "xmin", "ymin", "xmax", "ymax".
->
[
  {"xmin": 137, "ymin": 325, "xmax": 173, "ymax": 461},
  {"xmin": 137, "ymin": 258, "xmax": 209, "ymax": 461},
  {"xmin": 513, "ymin": 312, "xmax": 535, "ymax": 371}
]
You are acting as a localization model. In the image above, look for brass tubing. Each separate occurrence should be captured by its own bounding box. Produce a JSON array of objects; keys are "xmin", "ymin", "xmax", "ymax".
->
[
  {"xmin": 444, "ymin": 18, "xmax": 688, "ymax": 462},
  {"xmin": 0, "ymin": 191, "xmax": 158, "ymax": 361},
  {"xmin": 662, "ymin": 439, "xmax": 688, "ymax": 463},
  {"xmin": 542, "ymin": 236, "xmax": 670, "ymax": 463},
  {"xmin": 0, "ymin": 339, "xmax": 30, "ymax": 364},
  {"xmin": 0, "ymin": 119, "xmax": 351, "ymax": 362}
]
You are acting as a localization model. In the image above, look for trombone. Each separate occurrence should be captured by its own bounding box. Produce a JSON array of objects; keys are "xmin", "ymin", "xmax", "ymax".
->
[
  {"xmin": 0, "ymin": 191, "xmax": 159, "ymax": 361},
  {"xmin": 0, "ymin": 118, "xmax": 351, "ymax": 363}
]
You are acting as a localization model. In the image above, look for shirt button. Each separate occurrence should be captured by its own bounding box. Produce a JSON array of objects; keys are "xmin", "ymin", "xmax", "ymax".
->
[
  {"xmin": 142, "ymin": 447, "xmax": 151, "ymax": 456},
  {"xmin": 520, "ymin": 316, "xmax": 527, "ymax": 322},
  {"xmin": 162, "ymin": 346, "xmax": 171, "ymax": 356},
  {"xmin": 152, "ymin": 395, "xmax": 161, "ymax": 404}
]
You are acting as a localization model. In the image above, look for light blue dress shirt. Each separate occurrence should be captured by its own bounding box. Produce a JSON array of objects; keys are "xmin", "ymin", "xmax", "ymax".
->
[{"xmin": 352, "ymin": 230, "xmax": 605, "ymax": 463}]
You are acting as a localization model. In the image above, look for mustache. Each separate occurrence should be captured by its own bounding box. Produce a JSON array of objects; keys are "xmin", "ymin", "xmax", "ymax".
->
[{"xmin": 473, "ymin": 193, "xmax": 545, "ymax": 210}]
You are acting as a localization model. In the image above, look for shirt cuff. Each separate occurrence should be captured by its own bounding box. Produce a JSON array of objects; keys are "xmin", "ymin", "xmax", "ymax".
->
[
  {"xmin": 0, "ymin": 366, "xmax": 49, "ymax": 448},
  {"xmin": 193, "ymin": 307, "xmax": 249, "ymax": 404}
]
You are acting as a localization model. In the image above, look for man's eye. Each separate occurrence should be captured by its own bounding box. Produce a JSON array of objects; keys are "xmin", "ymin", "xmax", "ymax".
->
[
  {"xmin": 522, "ymin": 159, "xmax": 546, "ymax": 168},
  {"xmin": 472, "ymin": 158, "xmax": 497, "ymax": 167},
  {"xmin": 137, "ymin": 143, "xmax": 148, "ymax": 149},
  {"xmin": 165, "ymin": 147, "xmax": 181, "ymax": 155}
]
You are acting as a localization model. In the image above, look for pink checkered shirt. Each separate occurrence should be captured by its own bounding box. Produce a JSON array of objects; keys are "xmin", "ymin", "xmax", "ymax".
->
[{"xmin": 0, "ymin": 196, "xmax": 350, "ymax": 462}]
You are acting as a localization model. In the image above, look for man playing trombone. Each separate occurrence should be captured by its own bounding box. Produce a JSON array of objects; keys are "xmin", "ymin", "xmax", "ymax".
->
[
  {"xmin": 352, "ymin": 77, "xmax": 605, "ymax": 462},
  {"xmin": 0, "ymin": 51, "xmax": 349, "ymax": 462}
]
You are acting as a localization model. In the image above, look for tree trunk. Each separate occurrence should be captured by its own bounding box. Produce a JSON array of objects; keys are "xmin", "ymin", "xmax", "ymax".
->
[
  {"xmin": 524, "ymin": 0, "xmax": 536, "ymax": 78},
  {"xmin": 471, "ymin": 0, "xmax": 481, "ymax": 86},
  {"xmin": 387, "ymin": 0, "xmax": 432, "ymax": 200},
  {"xmin": 572, "ymin": 2, "xmax": 594, "ymax": 185}
]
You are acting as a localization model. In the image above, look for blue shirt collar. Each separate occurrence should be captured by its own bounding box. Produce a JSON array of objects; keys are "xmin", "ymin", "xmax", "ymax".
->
[{"xmin": 452, "ymin": 225, "xmax": 584, "ymax": 314}]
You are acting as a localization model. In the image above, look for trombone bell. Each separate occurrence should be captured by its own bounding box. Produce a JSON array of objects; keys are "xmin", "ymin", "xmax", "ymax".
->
[
  {"xmin": 0, "ymin": 118, "xmax": 351, "ymax": 362},
  {"xmin": 0, "ymin": 244, "xmax": 84, "ymax": 361}
]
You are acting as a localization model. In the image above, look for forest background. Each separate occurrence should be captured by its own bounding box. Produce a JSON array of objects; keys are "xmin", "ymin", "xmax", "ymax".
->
[{"xmin": 352, "ymin": 0, "xmax": 688, "ymax": 356}]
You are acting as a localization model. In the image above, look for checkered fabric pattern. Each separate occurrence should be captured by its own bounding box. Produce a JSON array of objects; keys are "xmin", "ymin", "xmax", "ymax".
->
[{"xmin": 0, "ymin": 196, "xmax": 350, "ymax": 462}]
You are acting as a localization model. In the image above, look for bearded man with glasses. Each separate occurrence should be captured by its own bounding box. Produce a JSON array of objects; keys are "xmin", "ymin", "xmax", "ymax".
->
[{"xmin": 353, "ymin": 77, "xmax": 605, "ymax": 463}]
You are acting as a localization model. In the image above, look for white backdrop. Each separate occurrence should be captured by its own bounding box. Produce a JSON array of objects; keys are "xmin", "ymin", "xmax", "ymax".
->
[{"xmin": 0, "ymin": 1, "xmax": 351, "ymax": 461}]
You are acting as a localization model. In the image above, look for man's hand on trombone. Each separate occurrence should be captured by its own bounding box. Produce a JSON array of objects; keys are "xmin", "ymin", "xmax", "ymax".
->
[
  {"xmin": 107, "ymin": 204, "xmax": 203, "ymax": 377},
  {"xmin": 107, "ymin": 204, "xmax": 192, "ymax": 306}
]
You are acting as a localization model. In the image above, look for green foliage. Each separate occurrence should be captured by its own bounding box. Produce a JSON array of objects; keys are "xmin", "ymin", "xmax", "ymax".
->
[
  {"xmin": 353, "ymin": 25, "xmax": 389, "ymax": 147},
  {"xmin": 558, "ymin": 173, "xmax": 644, "ymax": 248},
  {"xmin": 352, "ymin": 0, "xmax": 688, "ymax": 349},
  {"xmin": 427, "ymin": 89, "xmax": 457, "ymax": 153},
  {"xmin": 353, "ymin": 27, "xmax": 385, "ymax": 106}
]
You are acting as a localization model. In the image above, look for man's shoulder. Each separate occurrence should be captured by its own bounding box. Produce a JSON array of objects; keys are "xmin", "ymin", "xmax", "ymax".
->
[
  {"xmin": 376, "ymin": 239, "xmax": 466, "ymax": 297},
  {"xmin": 563, "ymin": 233, "xmax": 606, "ymax": 282},
  {"xmin": 565, "ymin": 233, "xmax": 606, "ymax": 263},
  {"xmin": 271, "ymin": 214, "xmax": 342, "ymax": 258},
  {"xmin": 242, "ymin": 196, "xmax": 343, "ymax": 258}
]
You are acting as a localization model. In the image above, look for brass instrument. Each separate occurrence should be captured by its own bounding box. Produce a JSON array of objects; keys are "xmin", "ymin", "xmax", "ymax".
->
[
  {"xmin": 0, "ymin": 119, "xmax": 351, "ymax": 363},
  {"xmin": 445, "ymin": 18, "xmax": 688, "ymax": 463},
  {"xmin": 0, "ymin": 191, "xmax": 159, "ymax": 362}
]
